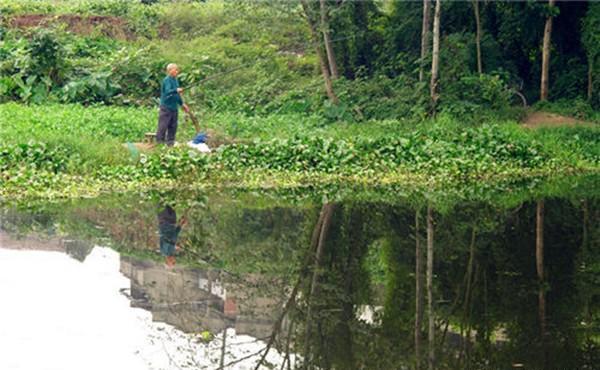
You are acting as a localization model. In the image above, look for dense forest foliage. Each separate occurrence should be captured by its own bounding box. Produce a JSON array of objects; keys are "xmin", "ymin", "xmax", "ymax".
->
[{"xmin": 1, "ymin": 0, "xmax": 599, "ymax": 121}]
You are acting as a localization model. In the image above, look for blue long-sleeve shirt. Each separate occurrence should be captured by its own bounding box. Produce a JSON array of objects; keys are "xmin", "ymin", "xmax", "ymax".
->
[
  {"xmin": 159, "ymin": 76, "xmax": 183, "ymax": 111},
  {"xmin": 159, "ymin": 223, "xmax": 181, "ymax": 256},
  {"xmin": 158, "ymin": 205, "xmax": 181, "ymax": 256}
]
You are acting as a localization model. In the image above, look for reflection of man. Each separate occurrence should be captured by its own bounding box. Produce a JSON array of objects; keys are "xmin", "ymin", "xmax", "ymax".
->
[{"xmin": 158, "ymin": 204, "xmax": 186, "ymax": 267}]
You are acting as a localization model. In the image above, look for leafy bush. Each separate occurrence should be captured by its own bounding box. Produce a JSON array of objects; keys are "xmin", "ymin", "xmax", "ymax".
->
[
  {"xmin": 534, "ymin": 98, "xmax": 599, "ymax": 122},
  {"xmin": 212, "ymin": 122, "xmax": 549, "ymax": 176},
  {"xmin": 0, "ymin": 28, "xmax": 69, "ymax": 103},
  {"xmin": 161, "ymin": 1, "xmax": 231, "ymax": 38},
  {"xmin": 333, "ymin": 74, "xmax": 428, "ymax": 121},
  {"xmin": 0, "ymin": 141, "xmax": 73, "ymax": 173},
  {"xmin": 440, "ymin": 73, "xmax": 514, "ymax": 121},
  {"xmin": 147, "ymin": 148, "xmax": 208, "ymax": 178}
]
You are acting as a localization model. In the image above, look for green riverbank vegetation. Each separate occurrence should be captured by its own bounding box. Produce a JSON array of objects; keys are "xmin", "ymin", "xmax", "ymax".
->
[{"xmin": 0, "ymin": 0, "xmax": 599, "ymax": 200}]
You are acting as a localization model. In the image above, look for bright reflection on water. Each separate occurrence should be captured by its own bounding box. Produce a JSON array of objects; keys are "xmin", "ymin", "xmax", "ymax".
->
[{"xmin": 0, "ymin": 242, "xmax": 290, "ymax": 370}]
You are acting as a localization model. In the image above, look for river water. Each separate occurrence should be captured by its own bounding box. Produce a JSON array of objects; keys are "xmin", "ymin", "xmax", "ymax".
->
[{"xmin": 0, "ymin": 182, "xmax": 598, "ymax": 370}]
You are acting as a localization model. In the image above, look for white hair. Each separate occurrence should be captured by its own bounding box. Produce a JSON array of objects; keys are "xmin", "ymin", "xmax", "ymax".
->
[{"xmin": 166, "ymin": 63, "xmax": 178, "ymax": 72}]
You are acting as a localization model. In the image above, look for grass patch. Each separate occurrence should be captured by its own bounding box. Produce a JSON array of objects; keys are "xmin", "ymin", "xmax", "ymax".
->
[{"xmin": 1, "ymin": 103, "xmax": 598, "ymax": 201}]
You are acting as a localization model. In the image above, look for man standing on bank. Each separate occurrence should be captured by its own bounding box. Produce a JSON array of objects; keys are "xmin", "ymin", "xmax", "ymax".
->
[{"xmin": 157, "ymin": 63, "xmax": 189, "ymax": 146}]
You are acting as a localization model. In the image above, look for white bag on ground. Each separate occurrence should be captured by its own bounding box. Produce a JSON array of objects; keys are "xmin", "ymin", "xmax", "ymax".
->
[{"xmin": 186, "ymin": 141, "xmax": 211, "ymax": 153}]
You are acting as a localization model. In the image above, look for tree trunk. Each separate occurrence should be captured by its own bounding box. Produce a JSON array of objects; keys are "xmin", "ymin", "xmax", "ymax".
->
[
  {"xmin": 426, "ymin": 206, "xmax": 435, "ymax": 370},
  {"xmin": 419, "ymin": 0, "xmax": 432, "ymax": 82},
  {"xmin": 430, "ymin": 0, "xmax": 442, "ymax": 110},
  {"xmin": 415, "ymin": 210, "xmax": 423, "ymax": 370},
  {"xmin": 540, "ymin": 0, "xmax": 556, "ymax": 101},
  {"xmin": 301, "ymin": 0, "xmax": 339, "ymax": 104},
  {"xmin": 473, "ymin": 0, "xmax": 483, "ymax": 74},
  {"xmin": 320, "ymin": 0, "xmax": 339, "ymax": 79}
]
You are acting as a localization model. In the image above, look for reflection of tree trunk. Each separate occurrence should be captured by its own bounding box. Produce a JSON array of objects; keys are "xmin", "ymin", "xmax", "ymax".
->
[
  {"xmin": 536, "ymin": 200, "xmax": 547, "ymax": 369},
  {"xmin": 427, "ymin": 206, "xmax": 435, "ymax": 370},
  {"xmin": 472, "ymin": 0, "xmax": 482, "ymax": 74},
  {"xmin": 540, "ymin": 0, "xmax": 555, "ymax": 101},
  {"xmin": 419, "ymin": 0, "xmax": 431, "ymax": 82},
  {"xmin": 588, "ymin": 60, "xmax": 593, "ymax": 101},
  {"xmin": 320, "ymin": 0, "xmax": 338, "ymax": 79},
  {"xmin": 430, "ymin": 0, "xmax": 442, "ymax": 110},
  {"xmin": 220, "ymin": 327, "xmax": 227, "ymax": 369},
  {"xmin": 415, "ymin": 210, "xmax": 424, "ymax": 370},
  {"xmin": 536, "ymin": 201, "xmax": 545, "ymax": 338},
  {"xmin": 461, "ymin": 228, "xmax": 477, "ymax": 361},
  {"xmin": 254, "ymin": 203, "xmax": 335, "ymax": 370},
  {"xmin": 582, "ymin": 200, "xmax": 590, "ymax": 319},
  {"xmin": 483, "ymin": 269, "xmax": 489, "ymax": 345},
  {"xmin": 583, "ymin": 200, "xmax": 589, "ymax": 247},
  {"xmin": 281, "ymin": 320, "xmax": 294, "ymax": 370},
  {"xmin": 303, "ymin": 203, "xmax": 336, "ymax": 369},
  {"xmin": 301, "ymin": 0, "xmax": 339, "ymax": 104}
]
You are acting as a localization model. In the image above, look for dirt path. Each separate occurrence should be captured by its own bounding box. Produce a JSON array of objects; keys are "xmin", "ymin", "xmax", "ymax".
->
[{"xmin": 521, "ymin": 111, "xmax": 586, "ymax": 128}]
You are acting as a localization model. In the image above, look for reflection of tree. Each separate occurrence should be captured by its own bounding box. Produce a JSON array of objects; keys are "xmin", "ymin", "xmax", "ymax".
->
[
  {"xmin": 293, "ymin": 198, "xmax": 599, "ymax": 369},
  {"xmin": 426, "ymin": 205, "xmax": 435, "ymax": 370},
  {"xmin": 536, "ymin": 200, "xmax": 547, "ymax": 367},
  {"xmin": 415, "ymin": 209, "xmax": 424, "ymax": 370},
  {"xmin": 302, "ymin": 203, "xmax": 335, "ymax": 368},
  {"xmin": 574, "ymin": 199, "xmax": 600, "ymax": 368},
  {"xmin": 254, "ymin": 202, "xmax": 336, "ymax": 370}
]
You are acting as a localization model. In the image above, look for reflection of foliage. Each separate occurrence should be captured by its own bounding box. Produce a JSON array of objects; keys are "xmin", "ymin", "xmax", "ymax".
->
[{"xmin": 1, "ymin": 187, "xmax": 599, "ymax": 369}]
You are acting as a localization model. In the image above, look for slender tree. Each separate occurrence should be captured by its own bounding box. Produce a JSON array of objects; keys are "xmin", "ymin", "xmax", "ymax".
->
[
  {"xmin": 472, "ymin": 0, "xmax": 483, "ymax": 74},
  {"xmin": 300, "ymin": 0, "xmax": 339, "ymax": 104},
  {"xmin": 430, "ymin": 0, "xmax": 442, "ymax": 110},
  {"xmin": 582, "ymin": 4, "xmax": 600, "ymax": 102},
  {"xmin": 540, "ymin": 0, "xmax": 556, "ymax": 101},
  {"xmin": 419, "ymin": 0, "xmax": 432, "ymax": 82},
  {"xmin": 320, "ymin": 0, "xmax": 339, "ymax": 79}
]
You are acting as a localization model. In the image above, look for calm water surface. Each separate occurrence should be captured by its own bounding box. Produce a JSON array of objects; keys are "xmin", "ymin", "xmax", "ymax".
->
[{"xmin": 1, "ymin": 186, "xmax": 598, "ymax": 370}]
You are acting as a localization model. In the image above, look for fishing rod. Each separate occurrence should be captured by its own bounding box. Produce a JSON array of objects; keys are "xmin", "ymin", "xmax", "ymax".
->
[{"xmin": 167, "ymin": 27, "xmax": 376, "ymax": 96}]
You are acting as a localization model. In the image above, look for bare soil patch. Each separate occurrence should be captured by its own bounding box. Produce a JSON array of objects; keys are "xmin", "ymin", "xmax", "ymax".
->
[
  {"xmin": 522, "ymin": 111, "xmax": 586, "ymax": 128},
  {"xmin": 8, "ymin": 14, "xmax": 134, "ymax": 40}
]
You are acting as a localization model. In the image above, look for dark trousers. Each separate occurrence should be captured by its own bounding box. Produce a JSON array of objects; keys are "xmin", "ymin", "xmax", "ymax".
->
[{"xmin": 157, "ymin": 106, "xmax": 178, "ymax": 146}]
